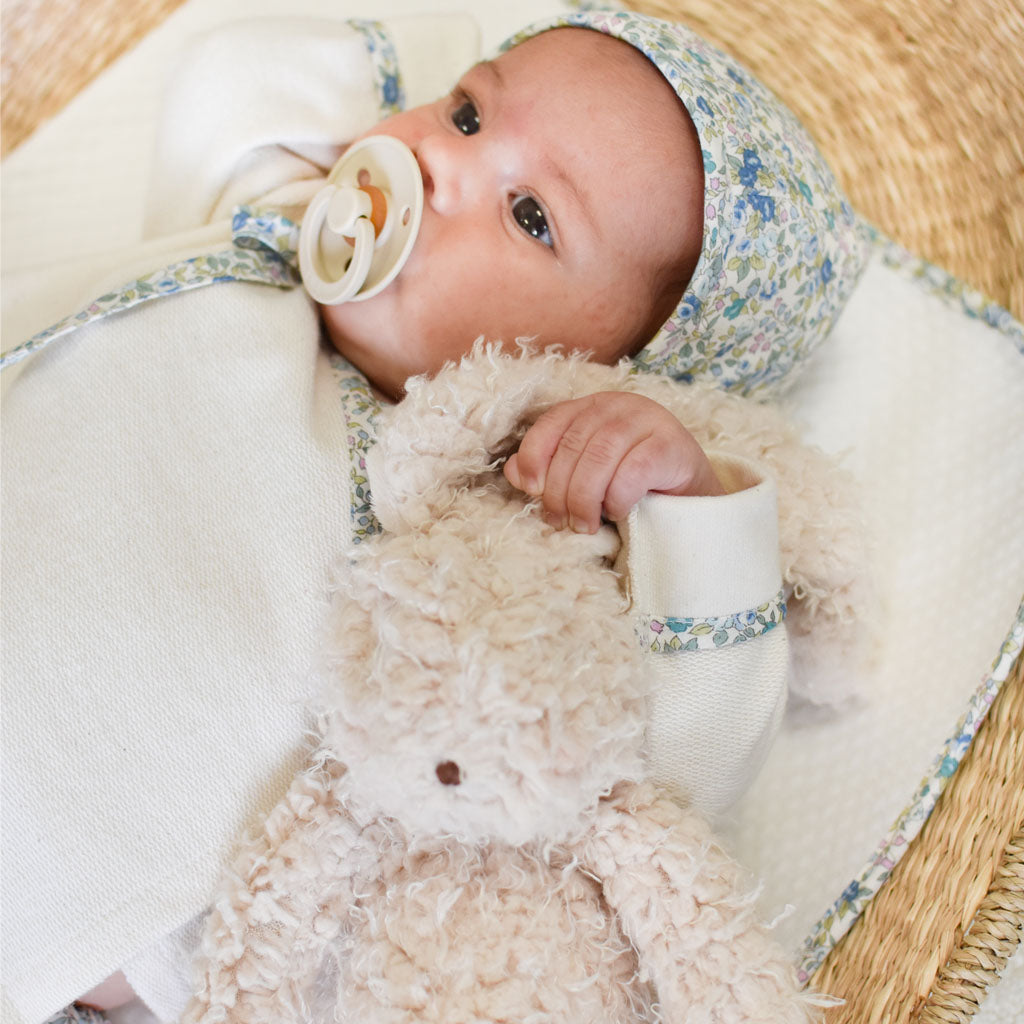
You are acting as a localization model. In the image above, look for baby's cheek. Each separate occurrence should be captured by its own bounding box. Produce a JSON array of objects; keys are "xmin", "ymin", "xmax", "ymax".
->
[{"xmin": 568, "ymin": 290, "xmax": 639, "ymax": 364}]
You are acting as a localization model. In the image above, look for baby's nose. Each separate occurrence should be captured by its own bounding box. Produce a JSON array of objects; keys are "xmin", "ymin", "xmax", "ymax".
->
[
  {"xmin": 416, "ymin": 134, "xmax": 471, "ymax": 216},
  {"xmin": 435, "ymin": 760, "xmax": 462, "ymax": 786}
]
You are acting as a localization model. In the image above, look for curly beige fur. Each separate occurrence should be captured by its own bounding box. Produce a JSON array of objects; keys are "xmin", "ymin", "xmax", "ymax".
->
[{"xmin": 183, "ymin": 348, "xmax": 867, "ymax": 1021}]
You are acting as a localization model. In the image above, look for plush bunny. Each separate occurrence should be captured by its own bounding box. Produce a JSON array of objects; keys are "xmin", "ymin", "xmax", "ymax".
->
[{"xmin": 184, "ymin": 348, "xmax": 865, "ymax": 1022}]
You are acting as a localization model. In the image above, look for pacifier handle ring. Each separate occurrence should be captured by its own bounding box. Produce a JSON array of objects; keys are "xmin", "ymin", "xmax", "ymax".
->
[
  {"xmin": 299, "ymin": 135, "xmax": 423, "ymax": 305},
  {"xmin": 300, "ymin": 188, "xmax": 376, "ymax": 305}
]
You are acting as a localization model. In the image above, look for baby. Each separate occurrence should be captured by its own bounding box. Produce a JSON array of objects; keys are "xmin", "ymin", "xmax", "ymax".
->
[
  {"xmin": 327, "ymin": 26, "xmax": 722, "ymax": 532},
  {"xmin": 3, "ymin": 9, "xmax": 865, "ymax": 1022}
]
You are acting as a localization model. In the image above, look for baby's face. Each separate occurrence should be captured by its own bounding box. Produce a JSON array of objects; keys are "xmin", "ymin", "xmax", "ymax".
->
[{"xmin": 321, "ymin": 28, "xmax": 703, "ymax": 398}]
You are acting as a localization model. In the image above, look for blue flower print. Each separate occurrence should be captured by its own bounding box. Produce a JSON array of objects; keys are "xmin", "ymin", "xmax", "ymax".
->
[
  {"xmin": 738, "ymin": 148, "xmax": 762, "ymax": 187},
  {"xmin": 727, "ymin": 67, "xmax": 746, "ymax": 87},
  {"xmin": 820, "ymin": 258, "xmax": 834, "ymax": 285},
  {"xmin": 381, "ymin": 74, "xmax": 399, "ymax": 107},
  {"xmin": 841, "ymin": 880, "xmax": 862, "ymax": 904},
  {"xmin": 748, "ymin": 191, "xmax": 775, "ymax": 222},
  {"xmin": 695, "ymin": 95, "xmax": 714, "ymax": 120},
  {"xmin": 676, "ymin": 293, "xmax": 702, "ymax": 321}
]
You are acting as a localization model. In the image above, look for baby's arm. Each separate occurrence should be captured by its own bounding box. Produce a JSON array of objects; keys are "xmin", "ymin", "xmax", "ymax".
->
[
  {"xmin": 503, "ymin": 392, "xmax": 724, "ymax": 532},
  {"xmin": 621, "ymin": 460, "xmax": 788, "ymax": 815},
  {"xmin": 507, "ymin": 392, "xmax": 787, "ymax": 816}
]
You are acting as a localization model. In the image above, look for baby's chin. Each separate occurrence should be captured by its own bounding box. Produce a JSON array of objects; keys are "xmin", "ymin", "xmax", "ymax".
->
[{"xmin": 318, "ymin": 303, "xmax": 398, "ymax": 396}]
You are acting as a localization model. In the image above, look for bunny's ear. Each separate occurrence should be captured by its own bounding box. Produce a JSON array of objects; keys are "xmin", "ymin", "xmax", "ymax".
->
[{"xmin": 367, "ymin": 343, "xmax": 628, "ymax": 532}]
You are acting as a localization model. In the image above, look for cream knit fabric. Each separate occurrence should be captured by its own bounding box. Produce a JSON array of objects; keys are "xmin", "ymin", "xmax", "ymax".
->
[{"xmin": 627, "ymin": 473, "xmax": 788, "ymax": 812}]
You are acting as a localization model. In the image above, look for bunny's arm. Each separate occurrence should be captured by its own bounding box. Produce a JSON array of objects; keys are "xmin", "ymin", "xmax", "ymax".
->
[
  {"xmin": 570, "ymin": 781, "xmax": 820, "ymax": 1023},
  {"xmin": 182, "ymin": 758, "xmax": 362, "ymax": 1024}
]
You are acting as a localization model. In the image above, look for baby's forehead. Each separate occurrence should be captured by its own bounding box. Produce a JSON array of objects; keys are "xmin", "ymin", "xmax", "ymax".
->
[
  {"xmin": 485, "ymin": 26, "xmax": 705, "ymax": 291},
  {"xmin": 491, "ymin": 28, "xmax": 694, "ymax": 146},
  {"xmin": 496, "ymin": 24, "xmax": 660, "ymax": 81}
]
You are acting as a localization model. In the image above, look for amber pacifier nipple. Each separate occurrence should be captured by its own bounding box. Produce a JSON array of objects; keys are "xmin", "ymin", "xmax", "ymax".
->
[{"xmin": 299, "ymin": 136, "xmax": 423, "ymax": 304}]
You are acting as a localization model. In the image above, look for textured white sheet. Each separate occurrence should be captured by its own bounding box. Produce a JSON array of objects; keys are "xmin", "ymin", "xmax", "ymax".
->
[
  {"xmin": 2, "ymin": 0, "xmax": 1022, "ymax": 1019},
  {"xmin": 724, "ymin": 251, "xmax": 1024, "ymax": 953}
]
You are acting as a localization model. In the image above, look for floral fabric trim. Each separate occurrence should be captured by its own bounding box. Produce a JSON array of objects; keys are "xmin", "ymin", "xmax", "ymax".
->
[
  {"xmin": 231, "ymin": 206, "xmax": 302, "ymax": 265},
  {"xmin": 329, "ymin": 354, "xmax": 386, "ymax": 543},
  {"xmin": 44, "ymin": 1007, "xmax": 108, "ymax": 1024},
  {"xmin": 0, "ymin": 208, "xmax": 300, "ymax": 374},
  {"xmin": 797, "ymin": 597, "xmax": 1024, "ymax": 982},
  {"xmin": 866, "ymin": 225, "xmax": 1024, "ymax": 355},
  {"xmin": 349, "ymin": 19, "xmax": 404, "ymax": 117},
  {"xmin": 637, "ymin": 590, "xmax": 785, "ymax": 652}
]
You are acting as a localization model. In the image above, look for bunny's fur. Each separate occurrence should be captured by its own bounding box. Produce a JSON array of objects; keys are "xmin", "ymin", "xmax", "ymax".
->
[{"xmin": 183, "ymin": 348, "xmax": 868, "ymax": 1022}]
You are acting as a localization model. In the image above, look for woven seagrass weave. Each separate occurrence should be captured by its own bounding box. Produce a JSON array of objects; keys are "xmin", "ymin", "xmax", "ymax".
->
[{"xmin": 1, "ymin": 0, "xmax": 188, "ymax": 152}]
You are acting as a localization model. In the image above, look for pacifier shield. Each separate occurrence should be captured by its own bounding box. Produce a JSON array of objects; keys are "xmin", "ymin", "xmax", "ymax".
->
[{"xmin": 299, "ymin": 135, "xmax": 423, "ymax": 305}]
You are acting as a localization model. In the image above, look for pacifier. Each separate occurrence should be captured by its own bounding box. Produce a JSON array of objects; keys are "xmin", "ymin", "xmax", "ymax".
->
[{"xmin": 299, "ymin": 135, "xmax": 423, "ymax": 304}]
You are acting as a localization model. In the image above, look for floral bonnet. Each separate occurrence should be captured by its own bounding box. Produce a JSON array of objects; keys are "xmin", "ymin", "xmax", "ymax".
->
[{"xmin": 503, "ymin": 10, "xmax": 869, "ymax": 394}]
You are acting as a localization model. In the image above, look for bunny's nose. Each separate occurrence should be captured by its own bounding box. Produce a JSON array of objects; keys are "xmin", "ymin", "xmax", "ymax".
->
[{"xmin": 435, "ymin": 760, "xmax": 462, "ymax": 786}]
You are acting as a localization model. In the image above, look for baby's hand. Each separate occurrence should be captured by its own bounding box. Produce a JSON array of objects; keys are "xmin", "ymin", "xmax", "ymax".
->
[{"xmin": 503, "ymin": 392, "xmax": 724, "ymax": 534}]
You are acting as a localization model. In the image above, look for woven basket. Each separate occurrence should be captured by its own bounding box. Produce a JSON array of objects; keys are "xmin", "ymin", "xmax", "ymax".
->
[{"xmin": 2, "ymin": 0, "xmax": 1022, "ymax": 1019}]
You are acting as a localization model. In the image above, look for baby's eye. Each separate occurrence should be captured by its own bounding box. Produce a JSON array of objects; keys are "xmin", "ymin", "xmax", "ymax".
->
[
  {"xmin": 451, "ymin": 99, "xmax": 480, "ymax": 136},
  {"xmin": 512, "ymin": 195, "xmax": 553, "ymax": 249}
]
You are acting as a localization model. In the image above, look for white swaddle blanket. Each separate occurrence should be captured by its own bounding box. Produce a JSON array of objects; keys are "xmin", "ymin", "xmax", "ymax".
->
[
  {"xmin": 1, "ymin": 10, "xmax": 487, "ymax": 1021},
  {"xmin": 2, "ymin": 1, "xmax": 1022, "ymax": 1021}
]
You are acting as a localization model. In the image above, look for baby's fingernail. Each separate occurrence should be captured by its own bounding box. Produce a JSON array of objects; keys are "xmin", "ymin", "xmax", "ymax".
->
[
  {"xmin": 544, "ymin": 510, "xmax": 566, "ymax": 530},
  {"xmin": 523, "ymin": 472, "xmax": 544, "ymax": 497},
  {"xmin": 504, "ymin": 458, "xmax": 523, "ymax": 490},
  {"xmin": 569, "ymin": 516, "xmax": 589, "ymax": 534}
]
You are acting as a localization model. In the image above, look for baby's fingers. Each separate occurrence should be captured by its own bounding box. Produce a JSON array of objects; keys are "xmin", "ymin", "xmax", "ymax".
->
[
  {"xmin": 601, "ymin": 435, "xmax": 674, "ymax": 522},
  {"xmin": 524, "ymin": 398, "xmax": 641, "ymax": 532},
  {"xmin": 504, "ymin": 400, "xmax": 585, "ymax": 498},
  {"xmin": 504, "ymin": 398, "xmax": 620, "ymax": 531}
]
